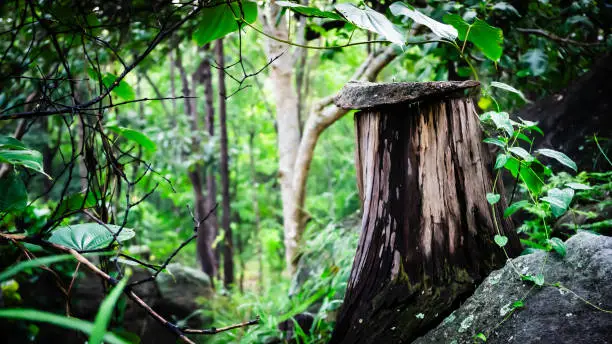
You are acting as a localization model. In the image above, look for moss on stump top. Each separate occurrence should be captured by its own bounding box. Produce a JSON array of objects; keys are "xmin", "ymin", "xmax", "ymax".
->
[{"xmin": 334, "ymin": 80, "xmax": 480, "ymax": 110}]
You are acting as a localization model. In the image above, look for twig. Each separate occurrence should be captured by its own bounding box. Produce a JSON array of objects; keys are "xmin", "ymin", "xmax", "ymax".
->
[{"xmin": 517, "ymin": 28, "xmax": 602, "ymax": 47}]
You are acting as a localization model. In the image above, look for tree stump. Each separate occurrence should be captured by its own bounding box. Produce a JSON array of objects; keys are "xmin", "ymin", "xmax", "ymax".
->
[{"xmin": 330, "ymin": 81, "xmax": 522, "ymax": 343}]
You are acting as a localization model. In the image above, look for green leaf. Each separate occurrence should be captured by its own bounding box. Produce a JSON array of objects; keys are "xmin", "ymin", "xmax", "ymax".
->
[
  {"xmin": 107, "ymin": 126, "xmax": 156, "ymax": 152},
  {"xmin": 508, "ymin": 147, "xmax": 534, "ymax": 162},
  {"xmin": 566, "ymin": 182, "xmax": 591, "ymax": 190},
  {"xmin": 512, "ymin": 300, "xmax": 524, "ymax": 309},
  {"xmin": 548, "ymin": 237, "xmax": 567, "ymax": 257},
  {"xmin": 275, "ymin": 1, "xmax": 342, "ymax": 20},
  {"xmin": 0, "ymin": 309, "xmax": 128, "ymax": 344},
  {"xmin": 491, "ymin": 81, "xmax": 530, "ymax": 103},
  {"xmin": 486, "ymin": 193, "xmax": 500, "ymax": 205},
  {"xmin": 541, "ymin": 188, "xmax": 574, "ymax": 218},
  {"xmin": 0, "ymin": 254, "xmax": 74, "ymax": 282},
  {"xmin": 193, "ymin": 1, "xmax": 258, "ymax": 46},
  {"xmin": 474, "ymin": 332, "xmax": 487, "ymax": 342},
  {"xmin": 504, "ymin": 157, "xmax": 545, "ymax": 195},
  {"xmin": 534, "ymin": 274, "xmax": 545, "ymax": 286},
  {"xmin": 494, "ymin": 153, "xmax": 509, "ymax": 169},
  {"xmin": 102, "ymin": 74, "xmax": 135, "ymax": 101},
  {"xmin": 487, "ymin": 111, "xmax": 514, "ymax": 137},
  {"xmin": 0, "ymin": 136, "xmax": 47, "ymax": 176},
  {"xmin": 47, "ymin": 223, "xmax": 135, "ymax": 251},
  {"xmin": 494, "ymin": 235, "xmax": 508, "ymax": 247},
  {"xmin": 335, "ymin": 3, "xmax": 405, "ymax": 46},
  {"xmin": 514, "ymin": 132, "xmax": 533, "ymax": 145},
  {"xmin": 443, "ymin": 14, "xmax": 503, "ymax": 61},
  {"xmin": 0, "ymin": 172, "xmax": 28, "ymax": 214},
  {"xmin": 536, "ymin": 148, "xmax": 577, "ymax": 172},
  {"xmin": 503, "ymin": 200, "xmax": 529, "ymax": 218},
  {"xmin": 389, "ymin": 2, "xmax": 457, "ymax": 41},
  {"xmin": 483, "ymin": 137, "xmax": 506, "ymax": 148},
  {"xmin": 90, "ymin": 273, "xmax": 131, "ymax": 344}
]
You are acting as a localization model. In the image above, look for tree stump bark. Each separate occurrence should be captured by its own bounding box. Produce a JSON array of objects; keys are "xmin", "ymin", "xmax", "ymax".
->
[{"xmin": 330, "ymin": 81, "xmax": 522, "ymax": 343}]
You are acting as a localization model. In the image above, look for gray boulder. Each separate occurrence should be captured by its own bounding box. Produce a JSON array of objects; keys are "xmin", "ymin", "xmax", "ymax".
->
[{"xmin": 413, "ymin": 231, "xmax": 612, "ymax": 344}]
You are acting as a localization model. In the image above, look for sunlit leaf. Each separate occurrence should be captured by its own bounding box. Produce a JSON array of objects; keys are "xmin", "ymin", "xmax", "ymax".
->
[
  {"xmin": 541, "ymin": 188, "xmax": 574, "ymax": 218},
  {"xmin": 508, "ymin": 147, "xmax": 534, "ymax": 162},
  {"xmin": 484, "ymin": 137, "xmax": 506, "ymax": 148},
  {"xmin": 566, "ymin": 182, "xmax": 591, "ymax": 190},
  {"xmin": 521, "ymin": 49, "xmax": 547, "ymax": 76},
  {"xmin": 276, "ymin": 1, "xmax": 342, "ymax": 20},
  {"xmin": 107, "ymin": 126, "xmax": 157, "ymax": 152},
  {"xmin": 495, "ymin": 153, "xmax": 509, "ymax": 169},
  {"xmin": 102, "ymin": 74, "xmax": 135, "ymax": 101},
  {"xmin": 536, "ymin": 148, "xmax": 577, "ymax": 172},
  {"xmin": 335, "ymin": 3, "xmax": 405, "ymax": 46},
  {"xmin": 389, "ymin": 2, "xmax": 457, "ymax": 41}
]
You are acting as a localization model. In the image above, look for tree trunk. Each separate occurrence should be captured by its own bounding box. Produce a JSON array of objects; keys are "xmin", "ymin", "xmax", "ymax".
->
[
  {"xmin": 261, "ymin": 2, "xmax": 301, "ymax": 273},
  {"xmin": 216, "ymin": 38, "xmax": 234, "ymax": 287},
  {"xmin": 175, "ymin": 47, "xmax": 217, "ymax": 278},
  {"xmin": 200, "ymin": 44, "xmax": 221, "ymax": 275},
  {"xmin": 330, "ymin": 81, "xmax": 522, "ymax": 344},
  {"xmin": 248, "ymin": 131, "xmax": 264, "ymax": 292}
]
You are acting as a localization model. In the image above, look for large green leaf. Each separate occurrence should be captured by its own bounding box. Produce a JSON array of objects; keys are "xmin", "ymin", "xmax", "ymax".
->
[
  {"xmin": 389, "ymin": 2, "xmax": 457, "ymax": 41},
  {"xmin": 193, "ymin": 1, "xmax": 258, "ymax": 46},
  {"xmin": 541, "ymin": 188, "xmax": 574, "ymax": 218},
  {"xmin": 482, "ymin": 111, "xmax": 513, "ymax": 137},
  {"xmin": 107, "ymin": 126, "xmax": 157, "ymax": 152},
  {"xmin": 503, "ymin": 200, "xmax": 530, "ymax": 218},
  {"xmin": 536, "ymin": 148, "xmax": 577, "ymax": 172},
  {"xmin": 275, "ymin": 1, "xmax": 342, "ymax": 20},
  {"xmin": 102, "ymin": 74, "xmax": 135, "ymax": 101},
  {"xmin": 0, "ymin": 172, "xmax": 27, "ymax": 213},
  {"xmin": 0, "ymin": 309, "xmax": 128, "ymax": 344},
  {"xmin": 443, "ymin": 14, "xmax": 503, "ymax": 61},
  {"xmin": 47, "ymin": 223, "xmax": 135, "ymax": 251},
  {"xmin": 90, "ymin": 274, "xmax": 130, "ymax": 344},
  {"xmin": 335, "ymin": 3, "xmax": 405, "ymax": 46},
  {"xmin": 504, "ymin": 157, "xmax": 545, "ymax": 195},
  {"xmin": 0, "ymin": 136, "xmax": 46, "ymax": 176}
]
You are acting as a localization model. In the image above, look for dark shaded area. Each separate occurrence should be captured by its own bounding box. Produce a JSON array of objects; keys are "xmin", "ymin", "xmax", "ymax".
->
[{"xmin": 518, "ymin": 54, "xmax": 612, "ymax": 172}]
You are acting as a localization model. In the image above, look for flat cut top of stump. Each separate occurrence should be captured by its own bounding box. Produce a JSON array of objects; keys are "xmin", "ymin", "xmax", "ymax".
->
[{"xmin": 334, "ymin": 80, "xmax": 480, "ymax": 110}]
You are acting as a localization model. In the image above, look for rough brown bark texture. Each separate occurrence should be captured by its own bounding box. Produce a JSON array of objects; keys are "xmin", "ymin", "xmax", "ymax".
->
[{"xmin": 330, "ymin": 81, "xmax": 521, "ymax": 344}]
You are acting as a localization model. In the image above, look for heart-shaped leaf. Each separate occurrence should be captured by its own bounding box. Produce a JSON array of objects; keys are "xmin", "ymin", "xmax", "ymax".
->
[
  {"xmin": 536, "ymin": 148, "xmax": 577, "ymax": 172},
  {"xmin": 48, "ymin": 223, "xmax": 135, "ymax": 252},
  {"xmin": 486, "ymin": 193, "xmax": 501, "ymax": 205},
  {"xmin": 494, "ymin": 235, "xmax": 508, "ymax": 247},
  {"xmin": 547, "ymin": 237, "xmax": 567, "ymax": 257}
]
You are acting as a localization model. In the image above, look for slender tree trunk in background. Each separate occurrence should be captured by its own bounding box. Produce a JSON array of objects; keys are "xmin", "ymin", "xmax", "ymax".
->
[
  {"xmin": 169, "ymin": 51, "xmax": 177, "ymax": 128},
  {"xmin": 248, "ymin": 131, "xmax": 264, "ymax": 292},
  {"xmin": 261, "ymin": 1, "xmax": 302, "ymax": 274},
  {"xmin": 175, "ymin": 47, "xmax": 217, "ymax": 278},
  {"xmin": 216, "ymin": 38, "xmax": 234, "ymax": 287},
  {"xmin": 200, "ymin": 44, "xmax": 221, "ymax": 276},
  {"xmin": 330, "ymin": 81, "xmax": 522, "ymax": 343}
]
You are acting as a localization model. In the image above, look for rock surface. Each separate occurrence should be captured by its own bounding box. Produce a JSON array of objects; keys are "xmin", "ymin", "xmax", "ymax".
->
[
  {"xmin": 333, "ymin": 80, "xmax": 479, "ymax": 110},
  {"xmin": 413, "ymin": 231, "xmax": 612, "ymax": 344}
]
